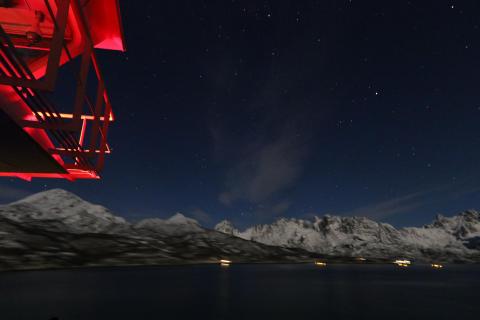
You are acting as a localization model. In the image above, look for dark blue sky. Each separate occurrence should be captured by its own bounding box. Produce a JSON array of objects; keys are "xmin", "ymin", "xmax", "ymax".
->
[{"xmin": 2, "ymin": 0, "xmax": 480, "ymax": 228}]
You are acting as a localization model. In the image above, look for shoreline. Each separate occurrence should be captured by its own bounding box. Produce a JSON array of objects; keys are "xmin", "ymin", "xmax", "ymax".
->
[{"xmin": 1, "ymin": 259, "xmax": 478, "ymax": 274}]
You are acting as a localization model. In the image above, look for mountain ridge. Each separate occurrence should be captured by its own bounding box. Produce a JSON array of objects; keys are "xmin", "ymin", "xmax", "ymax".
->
[
  {"xmin": 214, "ymin": 211, "xmax": 480, "ymax": 262},
  {"xmin": 0, "ymin": 189, "xmax": 321, "ymax": 271},
  {"xmin": 0, "ymin": 189, "xmax": 479, "ymax": 272}
]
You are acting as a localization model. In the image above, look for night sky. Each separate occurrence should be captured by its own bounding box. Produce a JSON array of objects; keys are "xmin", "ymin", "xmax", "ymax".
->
[{"xmin": 1, "ymin": 0, "xmax": 480, "ymax": 228}]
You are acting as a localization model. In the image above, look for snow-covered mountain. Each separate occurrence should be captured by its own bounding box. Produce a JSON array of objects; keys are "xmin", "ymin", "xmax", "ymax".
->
[
  {"xmin": 0, "ymin": 189, "xmax": 318, "ymax": 271},
  {"xmin": 215, "ymin": 212, "xmax": 480, "ymax": 262},
  {"xmin": 3, "ymin": 189, "xmax": 128, "ymax": 234}
]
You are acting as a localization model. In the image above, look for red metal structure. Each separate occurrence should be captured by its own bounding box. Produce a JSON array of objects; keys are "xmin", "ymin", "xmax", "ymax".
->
[{"xmin": 0, "ymin": 0, "xmax": 125, "ymax": 181}]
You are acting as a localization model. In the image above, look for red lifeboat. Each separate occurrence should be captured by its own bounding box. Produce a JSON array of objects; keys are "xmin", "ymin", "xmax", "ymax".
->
[{"xmin": 0, "ymin": 0, "xmax": 125, "ymax": 181}]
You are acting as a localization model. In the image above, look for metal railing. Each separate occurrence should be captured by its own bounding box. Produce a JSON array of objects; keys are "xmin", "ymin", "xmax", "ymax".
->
[{"xmin": 0, "ymin": 0, "xmax": 113, "ymax": 179}]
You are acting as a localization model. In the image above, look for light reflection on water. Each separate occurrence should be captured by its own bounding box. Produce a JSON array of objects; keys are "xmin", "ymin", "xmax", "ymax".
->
[{"xmin": 0, "ymin": 264, "xmax": 478, "ymax": 320}]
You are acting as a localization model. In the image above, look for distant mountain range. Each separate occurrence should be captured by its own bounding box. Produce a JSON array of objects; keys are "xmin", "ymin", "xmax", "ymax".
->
[
  {"xmin": 0, "ymin": 189, "xmax": 479, "ymax": 271},
  {"xmin": 215, "ymin": 211, "xmax": 480, "ymax": 263}
]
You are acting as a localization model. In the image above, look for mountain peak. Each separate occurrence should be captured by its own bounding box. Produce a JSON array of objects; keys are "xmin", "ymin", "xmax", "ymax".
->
[
  {"xmin": 135, "ymin": 213, "xmax": 203, "ymax": 235},
  {"xmin": 167, "ymin": 213, "xmax": 199, "ymax": 225},
  {"xmin": 12, "ymin": 188, "xmax": 79, "ymax": 205},
  {"xmin": 459, "ymin": 210, "xmax": 480, "ymax": 220},
  {"xmin": 428, "ymin": 210, "xmax": 480, "ymax": 239},
  {"xmin": 4, "ymin": 189, "xmax": 127, "ymax": 234},
  {"xmin": 214, "ymin": 220, "xmax": 239, "ymax": 236}
]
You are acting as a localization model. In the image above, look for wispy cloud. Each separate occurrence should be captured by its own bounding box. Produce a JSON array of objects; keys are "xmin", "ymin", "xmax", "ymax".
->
[
  {"xmin": 271, "ymin": 200, "xmax": 292, "ymax": 215},
  {"xmin": 189, "ymin": 208, "xmax": 213, "ymax": 225},
  {"xmin": 343, "ymin": 191, "xmax": 429, "ymax": 220},
  {"xmin": 343, "ymin": 183, "xmax": 480, "ymax": 221},
  {"xmin": 208, "ymin": 42, "xmax": 331, "ymax": 219},
  {"xmin": 218, "ymin": 131, "xmax": 308, "ymax": 206},
  {"xmin": 211, "ymin": 109, "xmax": 315, "ymax": 221}
]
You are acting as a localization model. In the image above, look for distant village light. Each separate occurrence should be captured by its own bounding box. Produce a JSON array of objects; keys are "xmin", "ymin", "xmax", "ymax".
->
[
  {"xmin": 394, "ymin": 259, "xmax": 411, "ymax": 267},
  {"xmin": 220, "ymin": 259, "xmax": 232, "ymax": 267}
]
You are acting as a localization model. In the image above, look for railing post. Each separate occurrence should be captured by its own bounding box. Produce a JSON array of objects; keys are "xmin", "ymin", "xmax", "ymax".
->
[
  {"xmin": 43, "ymin": 0, "xmax": 71, "ymax": 91},
  {"xmin": 71, "ymin": 44, "xmax": 92, "ymax": 130}
]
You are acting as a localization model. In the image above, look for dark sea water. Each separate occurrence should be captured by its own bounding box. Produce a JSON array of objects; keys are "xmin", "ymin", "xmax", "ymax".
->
[{"xmin": 0, "ymin": 264, "xmax": 479, "ymax": 320}]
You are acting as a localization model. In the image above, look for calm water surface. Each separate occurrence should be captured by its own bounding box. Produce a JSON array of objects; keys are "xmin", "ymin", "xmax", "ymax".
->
[{"xmin": 0, "ymin": 264, "xmax": 478, "ymax": 320}]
